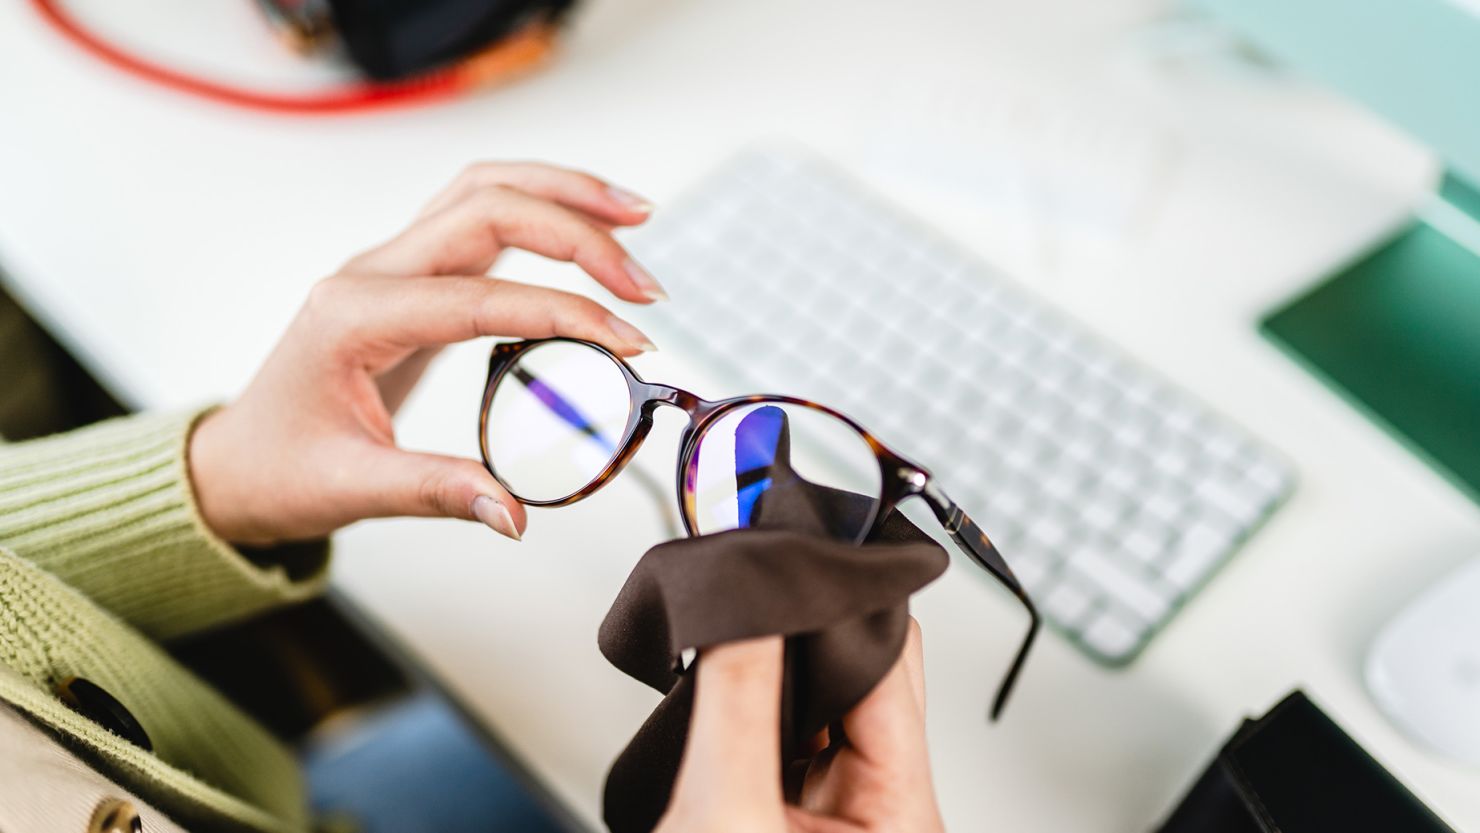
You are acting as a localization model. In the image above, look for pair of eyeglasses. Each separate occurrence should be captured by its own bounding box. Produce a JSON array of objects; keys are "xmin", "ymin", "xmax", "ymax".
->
[{"xmin": 478, "ymin": 338, "xmax": 1040, "ymax": 719}]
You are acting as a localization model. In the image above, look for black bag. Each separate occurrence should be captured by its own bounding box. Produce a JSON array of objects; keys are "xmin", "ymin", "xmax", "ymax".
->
[
  {"xmin": 1157, "ymin": 691, "xmax": 1454, "ymax": 833},
  {"xmin": 329, "ymin": 0, "xmax": 576, "ymax": 79}
]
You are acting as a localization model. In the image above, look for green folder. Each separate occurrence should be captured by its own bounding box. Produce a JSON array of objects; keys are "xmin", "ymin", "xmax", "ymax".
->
[{"xmin": 1261, "ymin": 177, "xmax": 1480, "ymax": 503}]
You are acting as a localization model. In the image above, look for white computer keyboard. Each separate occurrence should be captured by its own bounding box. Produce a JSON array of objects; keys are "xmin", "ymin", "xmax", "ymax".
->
[{"xmin": 626, "ymin": 149, "xmax": 1293, "ymax": 665}]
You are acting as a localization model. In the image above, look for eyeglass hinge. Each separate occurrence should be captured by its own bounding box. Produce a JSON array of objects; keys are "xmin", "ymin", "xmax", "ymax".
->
[
  {"xmin": 916, "ymin": 477, "xmax": 965, "ymax": 532},
  {"xmin": 942, "ymin": 506, "xmax": 964, "ymax": 533}
]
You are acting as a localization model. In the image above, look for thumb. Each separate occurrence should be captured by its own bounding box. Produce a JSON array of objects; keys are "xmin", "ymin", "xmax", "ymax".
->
[
  {"xmin": 839, "ymin": 619, "xmax": 932, "ymax": 772},
  {"xmin": 355, "ymin": 447, "xmax": 527, "ymax": 540},
  {"xmin": 666, "ymin": 636, "xmax": 787, "ymax": 824}
]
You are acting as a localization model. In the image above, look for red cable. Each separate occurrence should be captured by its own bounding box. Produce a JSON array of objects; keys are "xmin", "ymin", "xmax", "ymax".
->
[{"xmin": 28, "ymin": 0, "xmax": 500, "ymax": 114}]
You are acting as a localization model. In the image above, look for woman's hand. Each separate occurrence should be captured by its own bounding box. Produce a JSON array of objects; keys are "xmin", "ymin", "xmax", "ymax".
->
[
  {"xmin": 657, "ymin": 621, "xmax": 947, "ymax": 833},
  {"xmin": 188, "ymin": 162, "xmax": 664, "ymax": 546}
]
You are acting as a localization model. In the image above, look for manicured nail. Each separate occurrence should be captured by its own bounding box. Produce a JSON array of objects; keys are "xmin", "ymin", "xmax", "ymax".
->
[
  {"xmin": 624, "ymin": 258, "xmax": 669, "ymax": 302},
  {"xmin": 472, "ymin": 495, "xmax": 521, "ymax": 541},
  {"xmin": 606, "ymin": 315, "xmax": 658, "ymax": 353},
  {"xmin": 607, "ymin": 185, "xmax": 654, "ymax": 214}
]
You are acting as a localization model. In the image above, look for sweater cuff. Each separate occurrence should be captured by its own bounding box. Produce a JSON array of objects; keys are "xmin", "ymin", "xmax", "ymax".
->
[{"xmin": 0, "ymin": 409, "xmax": 330, "ymax": 640}]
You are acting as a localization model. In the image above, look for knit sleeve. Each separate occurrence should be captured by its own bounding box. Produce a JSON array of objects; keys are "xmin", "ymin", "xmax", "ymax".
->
[{"xmin": 0, "ymin": 410, "xmax": 329, "ymax": 640}]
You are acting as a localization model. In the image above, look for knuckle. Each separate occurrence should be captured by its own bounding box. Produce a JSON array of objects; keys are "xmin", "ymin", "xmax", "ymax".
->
[
  {"xmin": 304, "ymin": 275, "xmax": 345, "ymax": 309},
  {"xmin": 516, "ymin": 208, "xmax": 584, "ymax": 258},
  {"xmin": 702, "ymin": 658, "xmax": 753, "ymax": 690},
  {"xmin": 457, "ymin": 160, "xmax": 503, "ymax": 187},
  {"xmin": 465, "ymin": 183, "xmax": 515, "ymax": 213},
  {"xmin": 440, "ymin": 182, "xmax": 514, "ymax": 223},
  {"xmin": 554, "ymin": 294, "xmax": 608, "ymax": 334},
  {"xmin": 701, "ymin": 642, "xmax": 778, "ymax": 688},
  {"xmin": 567, "ymin": 169, "xmax": 607, "ymax": 195},
  {"xmin": 594, "ymin": 232, "xmax": 626, "ymax": 261},
  {"xmin": 561, "ymin": 231, "xmax": 615, "ymax": 272},
  {"xmin": 472, "ymin": 280, "xmax": 511, "ymax": 332},
  {"xmin": 302, "ymin": 276, "xmax": 355, "ymax": 333},
  {"xmin": 416, "ymin": 467, "xmax": 463, "ymax": 517}
]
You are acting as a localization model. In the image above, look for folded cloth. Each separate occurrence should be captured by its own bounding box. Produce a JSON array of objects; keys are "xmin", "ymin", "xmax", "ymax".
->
[{"xmin": 597, "ymin": 432, "xmax": 949, "ymax": 833}]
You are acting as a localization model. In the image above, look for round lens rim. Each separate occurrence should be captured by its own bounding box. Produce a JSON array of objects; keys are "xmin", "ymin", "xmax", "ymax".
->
[
  {"xmin": 479, "ymin": 339, "xmax": 642, "ymax": 506},
  {"xmin": 678, "ymin": 396, "xmax": 889, "ymax": 544}
]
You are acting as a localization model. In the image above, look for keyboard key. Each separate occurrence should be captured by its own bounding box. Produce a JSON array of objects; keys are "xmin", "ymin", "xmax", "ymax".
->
[
  {"xmin": 1163, "ymin": 401, "xmax": 1205, "ymax": 435},
  {"xmin": 987, "ymin": 486, "xmax": 1031, "ymax": 521},
  {"xmin": 1111, "ymin": 418, "xmax": 1154, "ymax": 451},
  {"xmin": 1140, "ymin": 487, "xmax": 1186, "ymax": 524},
  {"xmin": 1121, "ymin": 374, "xmax": 1163, "ymax": 408},
  {"xmin": 1010, "ymin": 553, "xmax": 1053, "ymax": 596},
  {"xmin": 1043, "ymin": 580, "xmax": 1095, "ymax": 628},
  {"xmin": 1099, "ymin": 463, "xmax": 1142, "ymax": 497},
  {"xmin": 1246, "ymin": 457, "xmax": 1291, "ymax": 492},
  {"xmin": 1041, "ymin": 466, "xmax": 1084, "ymax": 504},
  {"xmin": 1064, "ymin": 547, "xmax": 1174, "ymax": 625},
  {"xmin": 1204, "ymin": 431, "xmax": 1245, "ymax": 464},
  {"xmin": 1071, "ymin": 382, "xmax": 1119, "ymax": 423},
  {"xmin": 1122, "ymin": 523, "xmax": 1168, "ymax": 565},
  {"xmin": 1080, "ymin": 496, "xmax": 1124, "ymax": 535},
  {"xmin": 1080, "ymin": 610, "xmax": 1144, "ymax": 659},
  {"xmin": 1194, "ymin": 476, "xmax": 1267, "ymax": 527},
  {"xmin": 1002, "ymin": 442, "xmax": 1041, "ymax": 473},
  {"xmin": 1026, "ymin": 514, "xmax": 1072, "ymax": 551},
  {"xmin": 1152, "ymin": 444, "xmax": 1195, "ymax": 479},
  {"xmin": 1164, "ymin": 520, "xmax": 1239, "ymax": 591}
]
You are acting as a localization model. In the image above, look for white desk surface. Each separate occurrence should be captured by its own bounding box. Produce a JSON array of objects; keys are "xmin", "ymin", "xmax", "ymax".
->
[{"xmin": 3, "ymin": 1, "xmax": 1478, "ymax": 830}]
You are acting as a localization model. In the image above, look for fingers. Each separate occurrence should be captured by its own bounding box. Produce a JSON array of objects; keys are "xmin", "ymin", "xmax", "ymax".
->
[
  {"xmin": 346, "ymin": 446, "xmax": 528, "ymax": 540},
  {"xmin": 307, "ymin": 274, "xmax": 656, "ymax": 362},
  {"xmin": 671, "ymin": 637, "xmax": 787, "ymax": 812},
  {"xmin": 840, "ymin": 618, "xmax": 930, "ymax": 766},
  {"xmin": 351, "ymin": 179, "xmax": 665, "ymax": 303},
  {"xmin": 420, "ymin": 161, "xmax": 653, "ymax": 226}
]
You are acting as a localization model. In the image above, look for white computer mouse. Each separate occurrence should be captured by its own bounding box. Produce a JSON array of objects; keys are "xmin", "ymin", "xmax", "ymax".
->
[{"xmin": 1365, "ymin": 557, "xmax": 1480, "ymax": 766}]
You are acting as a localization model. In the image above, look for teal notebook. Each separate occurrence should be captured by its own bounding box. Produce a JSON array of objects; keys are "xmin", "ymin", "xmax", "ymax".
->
[{"xmin": 1261, "ymin": 180, "xmax": 1480, "ymax": 503}]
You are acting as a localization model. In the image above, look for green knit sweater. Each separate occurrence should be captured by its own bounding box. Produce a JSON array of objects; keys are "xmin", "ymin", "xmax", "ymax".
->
[{"xmin": 0, "ymin": 410, "xmax": 331, "ymax": 833}]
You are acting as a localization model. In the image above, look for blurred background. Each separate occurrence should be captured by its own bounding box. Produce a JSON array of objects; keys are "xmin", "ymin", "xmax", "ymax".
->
[{"xmin": 1, "ymin": 1, "xmax": 1476, "ymax": 831}]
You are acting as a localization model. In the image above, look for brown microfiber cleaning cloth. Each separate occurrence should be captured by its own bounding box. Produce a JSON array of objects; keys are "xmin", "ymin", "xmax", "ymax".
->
[{"xmin": 596, "ymin": 413, "xmax": 949, "ymax": 833}]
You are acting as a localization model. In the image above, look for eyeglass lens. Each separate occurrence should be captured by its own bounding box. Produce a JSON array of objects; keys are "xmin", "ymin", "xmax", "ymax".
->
[
  {"xmin": 484, "ymin": 340, "xmax": 633, "ymax": 502},
  {"xmin": 689, "ymin": 402, "xmax": 882, "ymax": 540}
]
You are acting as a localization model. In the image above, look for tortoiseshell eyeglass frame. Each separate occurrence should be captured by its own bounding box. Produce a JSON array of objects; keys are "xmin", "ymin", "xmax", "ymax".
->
[{"xmin": 479, "ymin": 337, "xmax": 1040, "ymax": 719}]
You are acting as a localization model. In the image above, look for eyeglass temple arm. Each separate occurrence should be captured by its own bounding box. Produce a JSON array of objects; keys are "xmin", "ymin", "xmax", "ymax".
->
[{"xmin": 922, "ymin": 484, "xmax": 1041, "ymax": 721}]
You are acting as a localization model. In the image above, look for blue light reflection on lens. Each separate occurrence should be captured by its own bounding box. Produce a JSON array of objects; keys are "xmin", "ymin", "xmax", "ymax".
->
[
  {"xmin": 515, "ymin": 367, "xmax": 618, "ymax": 455},
  {"xmin": 733, "ymin": 406, "xmax": 786, "ymax": 528}
]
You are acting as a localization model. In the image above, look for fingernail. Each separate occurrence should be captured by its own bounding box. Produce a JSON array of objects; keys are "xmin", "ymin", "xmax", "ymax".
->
[
  {"xmin": 606, "ymin": 315, "xmax": 658, "ymax": 353},
  {"xmin": 472, "ymin": 495, "xmax": 521, "ymax": 541},
  {"xmin": 624, "ymin": 258, "xmax": 669, "ymax": 302},
  {"xmin": 607, "ymin": 185, "xmax": 654, "ymax": 214}
]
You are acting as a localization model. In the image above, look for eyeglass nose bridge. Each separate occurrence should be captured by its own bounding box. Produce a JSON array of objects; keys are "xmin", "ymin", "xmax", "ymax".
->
[
  {"xmin": 627, "ymin": 381, "xmax": 728, "ymax": 538},
  {"xmin": 632, "ymin": 382, "xmax": 725, "ymax": 425}
]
